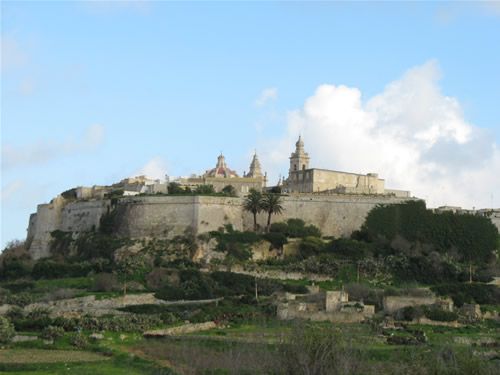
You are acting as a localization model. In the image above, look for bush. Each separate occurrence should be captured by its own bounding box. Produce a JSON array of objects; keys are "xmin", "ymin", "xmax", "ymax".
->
[
  {"xmin": 431, "ymin": 283, "xmax": 500, "ymax": 307},
  {"xmin": 194, "ymin": 184, "xmax": 215, "ymax": 195},
  {"xmin": 70, "ymin": 332, "xmax": 89, "ymax": 348},
  {"xmin": 1, "ymin": 280, "xmax": 34, "ymax": 293},
  {"xmin": 270, "ymin": 219, "xmax": 322, "ymax": 238},
  {"xmin": 221, "ymin": 185, "xmax": 237, "ymax": 197},
  {"xmin": 41, "ymin": 325, "xmax": 65, "ymax": 341},
  {"xmin": 0, "ymin": 292, "xmax": 33, "ymax": 307},
  {"xmin": 395, "ymin": 306, "xmax": 424, "ymax": 321},
  {"xmin": 363, "ymin": 201, "xmax": 498, "ymax": 263},
  {"xmin": 277, "ymin": 323, "xmax": 361, "ymax": 375},
  {"xmin": 145, "ymin": 268, "xmax": 178, "ymax": 290},
  {"xmin": 263, "ymin": 232, "xmax": 288, "ymax": 250},
  {"xmin": 156, "ymin": 269, "xmax": 215, "ymax": 301},
  {"xmin": 299, "ymin": 236, "xmax": 325, "ymax": 257},
  {"xmin": 0, "ymin": 316, "xmax": 15, "ymax": 344},
  {"xmin": 328, "ymin": 238, "xmax": 371, "ymax": 260},
  {"xmin": 92, "ymin": 273, "xmax": 120, "ymax": 292},
  {"xmin": 424, "ymin": 307, "xmax": 458, "ymax": 322},
  {"xmin": 32, "ymin": 260, "xmax": 93, "ymax": 279}
]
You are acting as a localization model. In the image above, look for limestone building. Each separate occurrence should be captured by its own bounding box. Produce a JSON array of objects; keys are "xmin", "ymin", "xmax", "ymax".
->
[
  {"xmin": 177, "ymin": 153, "xmax": 266, "ymax": 195},
  {"xmin": 283, "ymin": 136, "xmax": 409, "ymax": 197}
]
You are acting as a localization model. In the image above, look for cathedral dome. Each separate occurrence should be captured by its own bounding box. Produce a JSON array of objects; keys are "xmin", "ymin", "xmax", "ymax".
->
[{"xmin": 204, "ymin": 154, "xmax": 239, "ymax": 178}]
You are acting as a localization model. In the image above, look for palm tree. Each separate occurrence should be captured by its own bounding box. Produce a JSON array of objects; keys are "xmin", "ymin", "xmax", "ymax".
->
[
  {"xmin": 243, "ymin": 189, "xmax": 262, "ymax": 231},
  {"xmin": 260, "ymin": 193, "xmax": 284, "ymax": 231}
]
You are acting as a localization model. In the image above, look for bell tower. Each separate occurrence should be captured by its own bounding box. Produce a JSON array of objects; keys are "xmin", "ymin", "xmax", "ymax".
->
[{"xmin": 289, "ymin": 136, "xmax": 310, "ymax": 173}]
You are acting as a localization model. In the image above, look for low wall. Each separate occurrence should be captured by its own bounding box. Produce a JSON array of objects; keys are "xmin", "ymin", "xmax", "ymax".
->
[
  {"xmin": 277, "ymin": 303, "xmax": 372, "ymax": 323},
  {"xmin": 383, "ymin": 296, "xmax": 437, "ymax": 314}
]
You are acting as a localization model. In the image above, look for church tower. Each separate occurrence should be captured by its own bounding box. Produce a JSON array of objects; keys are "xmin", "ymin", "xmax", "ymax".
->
[
  {"xmin": 246, "ymin": 152, "xmax": 263, "ymax": 178},
  {"xmin": 289, "ymin": 136, "xmax": 310, "ymax": 173}
]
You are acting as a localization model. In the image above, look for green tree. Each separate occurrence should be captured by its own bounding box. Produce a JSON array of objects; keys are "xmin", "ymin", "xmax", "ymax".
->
[
  {"xmin": 194, "ymin": 184, "xmax": 215, "ymax": 195},
  {"xmin": 261, "ymin": 193, "xmax": 284, "ymax": 231},
  {"xmin": 168, "ymin": 182, "xmax": 186, "ymax": 194},
  {"xmin": 221, "ymin": 185, "xmax": 237, "ymax": 197},
  {"xmin": 114, "ymin": 251, "xmax": 148, "ymax": 295},
  {"xmin": 243, "ymin": 189, "xmax": 263, "ymax": 231}
]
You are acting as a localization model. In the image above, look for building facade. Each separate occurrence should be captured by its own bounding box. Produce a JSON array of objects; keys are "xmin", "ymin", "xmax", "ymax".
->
[{"xmin": 284, "ymin": 136, "xmax": 409, "ymax": 197}]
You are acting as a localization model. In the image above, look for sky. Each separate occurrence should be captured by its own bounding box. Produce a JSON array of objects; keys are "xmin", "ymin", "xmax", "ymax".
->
[{"xmin": 1, "ymin": 1, "xmax": 500, "ymax": 247}]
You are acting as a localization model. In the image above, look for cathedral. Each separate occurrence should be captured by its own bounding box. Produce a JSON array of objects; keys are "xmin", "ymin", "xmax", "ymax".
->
[
  {"xmin": 177, "ymin": 152, "xmax": 267, "ymax": 196},
  {"xmin": 282, "ymin": 136, "xmax": 409, "ymax": 197}
]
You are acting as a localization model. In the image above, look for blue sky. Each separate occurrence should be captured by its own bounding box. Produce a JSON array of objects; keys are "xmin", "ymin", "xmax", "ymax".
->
[{"xmin": 2, "ymin": 1, "xmax": 500, "ymax": 247}]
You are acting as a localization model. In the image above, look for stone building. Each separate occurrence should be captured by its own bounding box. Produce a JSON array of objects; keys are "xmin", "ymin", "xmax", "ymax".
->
[
  {"xmin": 276, "ymin": 288, "xmax": 375, "ymax": 323},
  {"xmin": 283, "ymin": 136, "xmax": 409, "ymax": 197},
  {"xmin": 177, "ymin": 153, "xmax": 266, "ymax": 196}
]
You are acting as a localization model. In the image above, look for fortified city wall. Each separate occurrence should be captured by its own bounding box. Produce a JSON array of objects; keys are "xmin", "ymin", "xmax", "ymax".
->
[{"xmin": 26, "ymin": 194, "xmax": 416, "ymax": 259}]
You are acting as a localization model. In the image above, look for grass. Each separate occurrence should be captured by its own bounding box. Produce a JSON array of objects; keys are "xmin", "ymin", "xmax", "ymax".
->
[
  {"xmin": 0, "ymin": 349, "xmax": 108, "ymax": 364},
  {"xmin": 33, "ymin": 277, "xmax": 93, "ymax": 291}
]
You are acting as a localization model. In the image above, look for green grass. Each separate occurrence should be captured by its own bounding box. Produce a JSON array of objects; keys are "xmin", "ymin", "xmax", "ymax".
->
[{"xmin": 33, "ymin": 277, "xmax": 93, "ymax": 291}]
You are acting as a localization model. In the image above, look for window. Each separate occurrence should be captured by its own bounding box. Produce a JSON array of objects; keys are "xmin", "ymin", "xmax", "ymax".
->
[
  {"xmin": 294, "ymin": 164, "xmax": 297, "ymax": 171},
  {"xmin": 302, "ymin": 164, "xmax": 305, "ymax": 170}
]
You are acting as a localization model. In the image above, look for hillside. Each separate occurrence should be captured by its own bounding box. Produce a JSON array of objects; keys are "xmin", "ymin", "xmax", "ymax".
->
[{"xmin": 0, "ymin": 201, "xmax": 499, "ymax": 374}]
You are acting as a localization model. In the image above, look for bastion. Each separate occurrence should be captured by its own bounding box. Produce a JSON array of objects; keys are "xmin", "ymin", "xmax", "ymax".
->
[{"xmin": 26, "ymin": 193, "xmax": 416, "ymax": 260}]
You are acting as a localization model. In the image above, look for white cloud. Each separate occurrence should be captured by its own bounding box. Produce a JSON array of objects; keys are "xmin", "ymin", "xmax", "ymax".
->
[
  {"xmin": 2, "ymin": 124, "xmax": 105, "ymax": 170},
  {"xmin": 134, "ymin": 157, "xmax": 168, "ymax": 180},
  {"xmin": 255, "ymin": 87, "xmax": 278, "ymax": 107},
  {"xmin": 261, "ymin": 61, "xmax": 500, "ymax": 209}
]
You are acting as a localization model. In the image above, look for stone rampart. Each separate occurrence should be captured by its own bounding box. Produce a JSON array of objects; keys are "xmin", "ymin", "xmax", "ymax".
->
[{"xmin": 27, "ymin": 193, "xmax": 416, "ymax": 259}]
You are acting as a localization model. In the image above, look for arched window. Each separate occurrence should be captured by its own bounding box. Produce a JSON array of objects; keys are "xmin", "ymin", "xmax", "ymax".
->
[{"xmin": 302, "ymin": 164, "xmax": 305, "ymax": 170}]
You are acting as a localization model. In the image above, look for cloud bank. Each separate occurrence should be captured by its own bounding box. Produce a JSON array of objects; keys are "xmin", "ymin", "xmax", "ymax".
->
[
  {"xmin": 2, "ymin": 124, "xmax": 105, "ymax": 170},
  {"xmin": 255, "ymin": 87, "xmax": 278, "ymax": 107},
  {"xmin": 263, "ymin": 61, "xmax": 499, "ymax": 209},
  {"xmin": 134, "ymin": 157, "xmax": 168, "ymax": 180}
]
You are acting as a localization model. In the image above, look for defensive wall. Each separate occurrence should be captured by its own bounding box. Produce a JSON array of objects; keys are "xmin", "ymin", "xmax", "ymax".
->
[{"xmin": 26, "ymin": 193, "xmax": 416, "ymax": 259}]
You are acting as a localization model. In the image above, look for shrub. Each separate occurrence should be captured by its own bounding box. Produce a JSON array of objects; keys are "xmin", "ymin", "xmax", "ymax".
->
[
  {"xmin": 145, "ymin": 268, "xmax": 178, "ymax": 290},
  {"xmin": 424, "ymin": 307, "xmax": 458, "ymax": 322},
  {"xmin": 328, "ymin": 238, "xmax": 371, "ymax": 260},
  {"xmin": 70, "ymin": 332, "xmax": 89, "ymax": 348},
  {"xmin": 1, "ymin": 292, "xmax": 33, "ymax": 307},
  {"xmin": 363, "ymin": 201, "xmax": 498, "ymax": 263},
  {"xmin": 1, "ymin": 280, "xmax": 34, "ymax": 293},
  {"xmin": 278, "ymin": 323, "xmax": 361, "ymax": 375},
  {"xmin": 395, "ymin": 306, "xmax": 424, "ymax": 321},
  {"xmin": 0, "ymin": 316, "xmax": 15, "ymax": 344},
  {"xmin": 431, "ymin": 283, "xmax": 500, "ymax": 307},
  {"xmin": 32, "ymin": 260, "xmax": 93, "ymax": 279},
  {"xmin": 41, "ymin": 325, "xmax": 65, "ymax": 341},
  {"xmin": 270, "ymin": 219, "xmax": 322, "ymax": 238},
  {"xmin": 263, "ymin": 232, "xmax": 288, "ymax": 250},
  {"xmin": 6, "ymin": 306, "xmax": 24, "ymax": 321},
  {"xmin": 156, "ymin": 269, "xmax": 215, "ymax": 301},
  {"xmin": 221, "ymin": 185, "xmax": 237, "ymax": 197},
  {"xmin": 93, "ymin": 273, "xmax": 120, "ymax": 292},
  {"xmin": 299, "ymin": 236, "xmax": 325, "ymax": 257},
  {"xmin": 194, "ymin": 184, "xmax": 215, "ymax": 195}
]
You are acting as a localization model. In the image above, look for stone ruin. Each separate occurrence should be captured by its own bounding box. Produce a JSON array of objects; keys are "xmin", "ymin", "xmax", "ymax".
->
[{"xmin": 276, "ymin": 286, "xmax": 375, "ymax": 323}]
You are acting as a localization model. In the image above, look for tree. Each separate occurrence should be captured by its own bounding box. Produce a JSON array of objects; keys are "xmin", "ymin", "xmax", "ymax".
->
[
  {"xmin": 243, "ymin": 189, "xmax": 263, "ymax": 231},
  {"xmin": 168, "ymin": 182, "xmax": 186, "ymax": 194},
  {"xmin": 261, "ymin": 193, "xmax": 284, "ymax": 231},
  {"xmin": 221, "ymin": 185, "xmax": 237, "ymax": 197},
  {"xmin": 194, "ymin": 184, "xmax": 215, "ymax": 195},
  {"xmin": 114, "ymin": 251, "xmax": 148, "ymax": 296}
]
